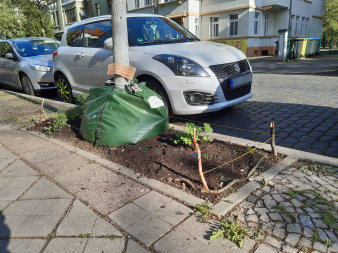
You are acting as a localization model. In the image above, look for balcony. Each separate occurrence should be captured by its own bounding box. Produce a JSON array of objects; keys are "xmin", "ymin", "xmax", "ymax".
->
[{"xmin": 262, "ymin": 0, "xmax": 289, "ymax": 9}]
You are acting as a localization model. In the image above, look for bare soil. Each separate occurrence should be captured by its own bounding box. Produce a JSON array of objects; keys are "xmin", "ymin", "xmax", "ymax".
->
[{"xmin": 29, "ymin": 119, "xmax": 281, "ymax": 203}]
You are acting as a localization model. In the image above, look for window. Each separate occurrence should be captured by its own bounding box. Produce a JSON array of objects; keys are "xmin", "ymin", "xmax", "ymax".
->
[
  {"xmin": 66, "ymin": 25, "xmax": 84, "ymax": 47},
  {"xmin": 295, "ymin": 16, "xmax": 300, "ymax": 35},
  {"xmin": 230, "ymin": 14, "xmax": 238, "ymax": 36},
  {"xmin": 134, "ymin": 0, "xmax": 140, "ymax": 8},
  {"xmin": 305, "ymin": 18, "xmax": 309, "ymax": 36},
  {"xmin": 53, "ymin": 12, "xmax": 60, "ymax": 26},
  {"xmin": 0, "ymin": 43, "xmax": 14, "ymax": 58},
  {"xmin": 144, "ymin": 0, "xmax": 152, "ymax": 6},
  {"xmin": 65, "ymin": 8, "xmax": 76, "ymax": 24},
  {"xmin": 84, "ymin": 21, "xmax": 112, "ymax": 48},
  {"xmin": 95, "ymin": 3, "xmax": 100, "ymax": 16},
  {"xmin": 209, "ymin": 17, "xmax": 219, "ymax": 38},
  {"xmin": 264, "ymin": 14, "xmax": 269, "ymax": 36},
  {"xmin": 80, "ymin": 9, "xmax": 86, "ymax": 20},
  {"xmin": 254, "ymin": 12, "xmax": 260, "ymax": 35}
]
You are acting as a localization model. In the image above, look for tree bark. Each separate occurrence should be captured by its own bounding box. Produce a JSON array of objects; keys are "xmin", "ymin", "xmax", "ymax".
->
[{"xmin": 111, "ymin": 0, "xmax": 129, "ymax": 89}]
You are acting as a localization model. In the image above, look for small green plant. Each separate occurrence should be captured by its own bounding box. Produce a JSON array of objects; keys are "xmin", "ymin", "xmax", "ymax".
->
[
  {"xmin": 46, "ymin": 232, "xmax": 56, "ymax": 241},
  {"xmin": 195, "ymin": 201, "xmax": 212, "ymax": 222},
  {"xmin": 79, "ymin": 233, "xmax": 93, "ymax": 238},
  {"xmin": 272, "ymin": 205, "xmax": 296, "ymax": 222},
  {"xmin": 325, "ymin": 238, "xmax": 333, "ymax": 247},
  {"xmin": 246, "ymin": 146, "xmax": 256, "ymax": 155},
  {"xmin": 44, "ymin": 111, "xmax": 69, "ymax": 136},
  {"xmin": 312, "ymin": 229, "xmax": 321, "ymax": 242},
  {"xmin": 203, "ymin": 153, "xmax": 213, "ymax": 159},
  {"xmin": 284, "ymin": 190, "xmax": 297, "ymax": 199},
  {"xmin": 322, "ymin": 210, "xmax": 337, "ymax": 227},
  {"xmin": 173, "ymin": 122, "xmax": 213, "ymax": 146},
  {"xmin": 210, "ymin": 219, "xmax": 251, "ymax": 248},
  {"xmin": 260, "ymin": 177, "xmax": 267, "ymax": 186},
  {"xmin": 65, "ymin": 93, "xmax": 89, "ymax": 120},
  {"xmin": 103, "ymin": 234, "xmax": 121, "ymax": 240}
]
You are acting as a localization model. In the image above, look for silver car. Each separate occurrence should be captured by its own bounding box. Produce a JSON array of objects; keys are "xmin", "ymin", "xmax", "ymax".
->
[
  {"xmin": 0, "ymin": 38, "xmax": 59, "ymax": 95},
  {"xmin": 54, "ymin": 14, "xmax": 252, "ymax": 115}
]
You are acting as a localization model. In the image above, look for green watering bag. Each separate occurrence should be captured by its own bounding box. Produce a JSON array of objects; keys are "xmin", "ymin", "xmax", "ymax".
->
[{"xmin": 79, "ymin": 83, "xmax": 169, "ymax": 146}]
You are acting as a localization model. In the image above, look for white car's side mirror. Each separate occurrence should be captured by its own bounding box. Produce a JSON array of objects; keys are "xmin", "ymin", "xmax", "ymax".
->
[
  {"xmin": 5, "ymin": 53, "xmax": 15, "ymax": 60},
  {"xmin": 104, "ymin": 38, "xmax": 113, "ymax": 50}
]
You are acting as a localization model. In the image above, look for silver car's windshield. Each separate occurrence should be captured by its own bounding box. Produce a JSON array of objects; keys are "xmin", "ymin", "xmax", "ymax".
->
[
  {"xmin": 13, "ymin": 39, "xmax": 59, "ymax": 57},
  {"xmin": 127, "ymin": 17, "xmax": 199, "ymax": 46}
]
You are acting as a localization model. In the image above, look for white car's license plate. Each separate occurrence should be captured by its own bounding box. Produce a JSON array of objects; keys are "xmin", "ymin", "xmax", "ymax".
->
[{"xmin": 230, "ymin": 72, "xmax": 252, "ymax": 89}]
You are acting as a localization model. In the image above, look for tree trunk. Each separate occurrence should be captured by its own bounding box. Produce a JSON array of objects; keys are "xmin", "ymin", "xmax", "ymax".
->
[
  {"xmin": 111, "ymin": 0, "xmax": 129, "ymax": 89},
  {"xmin": 83, "ymin": 0, "xmax": 93, "ymax": 19}
]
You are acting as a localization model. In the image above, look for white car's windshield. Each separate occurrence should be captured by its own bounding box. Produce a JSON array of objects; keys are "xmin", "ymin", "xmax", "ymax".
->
[
  {"xmin": 127, "ymin": 17, "xmax": 199, "ymax": 46},
  {"xmin": 13, "ymin": 39, "xmax": 59, "ymax": 57}
]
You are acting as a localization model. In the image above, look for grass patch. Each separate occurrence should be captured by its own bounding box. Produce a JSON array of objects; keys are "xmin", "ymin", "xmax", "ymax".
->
[
  {"xmin": 325, "ymin": 238, "xmax": 334, "ymax": 247},
  {"xmin": 78, "ymin": 233, "xmax": 93, "ymax": 238},
  {"xmin": 272, "ymin": 205, "xmax": 296, "ymax": 222},
  {"xmin": 284, "ymin": 190, "xmax": 297, "ymax": 199},
  {"xmin": 195, "ymin": 202, "xmax": 212, "ymax": 222},
  {"xmin": 311, "ymin": 229, "xmax": 321, "ymax": 242},
  {"xmin": 210, "ymin": 219, "xmax": 251, "ymax": 248}
]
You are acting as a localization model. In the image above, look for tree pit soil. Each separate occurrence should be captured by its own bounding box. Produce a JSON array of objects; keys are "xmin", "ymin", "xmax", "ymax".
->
[{"xmin": 29, "ymin": 120, "xmax": 282, "ymax": 203}]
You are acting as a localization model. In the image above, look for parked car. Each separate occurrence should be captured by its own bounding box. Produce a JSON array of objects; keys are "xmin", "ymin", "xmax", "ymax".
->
[
  {"xmin": 53, "ymin": 14, "xmax": 252, "ymax": 115},
  {"xmin": 0, "ymin": 38, "xmax": 59, "ymax": 95}
]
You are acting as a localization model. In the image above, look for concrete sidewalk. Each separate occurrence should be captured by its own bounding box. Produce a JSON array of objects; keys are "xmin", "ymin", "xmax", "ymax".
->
[{"xmin": 0, "ymin": 124, "xmax": 337, "ymax": 253}]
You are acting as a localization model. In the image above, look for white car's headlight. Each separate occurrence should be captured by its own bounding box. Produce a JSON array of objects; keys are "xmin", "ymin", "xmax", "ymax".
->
[
  {"xmin": 153, "ymin": 54, "xmax": 209, "ymax": 77},
  {"xmin": 30, "ymin": 65, "xmax": 53, "ymax": 72}
]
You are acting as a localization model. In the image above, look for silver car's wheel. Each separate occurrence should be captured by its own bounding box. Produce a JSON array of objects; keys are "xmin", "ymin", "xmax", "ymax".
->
[{"xmin": 20, "ymin": 74, "xmax": 35, "ymax": 95}]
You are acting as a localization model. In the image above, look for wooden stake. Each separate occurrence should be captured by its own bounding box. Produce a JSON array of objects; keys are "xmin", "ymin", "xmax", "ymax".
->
[
  {"xmin": 196, "ymin": 143, "xmax": 210, "ymax": 193},
  {"xmin": 39, "ymin": 100, "xmax": 44, "ymax": 123},
  {"xmin": 270, "ymin": 122, "xmax": 277, "ymax": 156},
  {"xmin": 247, "ymin": 156, "xmax": 266, "ymax": 178}
]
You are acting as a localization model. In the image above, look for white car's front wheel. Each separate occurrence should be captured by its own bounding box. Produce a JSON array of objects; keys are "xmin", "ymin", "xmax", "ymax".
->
[{"xmin": 20, "ymin": 74, "xmax": 35, "ymax": 96}]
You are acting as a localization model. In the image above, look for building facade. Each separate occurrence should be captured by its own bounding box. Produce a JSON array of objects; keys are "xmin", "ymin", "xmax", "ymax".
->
[
  {"xmin": 127, "ymin": 0, "xmax": 325, "ymax": 56},
  {"xmin": 49, "ymin": 0, "xmax": 325, "ymax": 56}
]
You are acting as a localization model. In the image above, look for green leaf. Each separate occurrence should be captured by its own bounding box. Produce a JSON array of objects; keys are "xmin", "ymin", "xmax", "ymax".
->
[{"xmin": 210, "ymin": 229, "xmax": 224, "ymax": 240}]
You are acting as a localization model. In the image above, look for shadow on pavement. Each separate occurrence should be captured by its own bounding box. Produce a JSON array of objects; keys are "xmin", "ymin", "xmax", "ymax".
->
[
  {"xmin": 0, "ymin": 212, "xmax": 10, "ymax": 253},
  {"xmin": 170, "ymin": 101, "xmax": 338, "ymax": 158}
]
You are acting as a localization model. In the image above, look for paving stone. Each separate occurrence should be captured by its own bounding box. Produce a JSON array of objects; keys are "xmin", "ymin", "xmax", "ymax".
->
[
  {"xmin": 0, "ymin": 160, "xmax": 38, "ymax": 177},
  {"xmin": 313, "ymin": 242, "xmax": 327, "ymax": 252},
  {"xmin": 286, "ymin": 224, "xmax": 302, "ymax": 233},
  {"xmin": 328, "ymin": 243, "xmax": 338, "ymax": 253},
  {"xmin": 125, "ymin": 214, "xmax": 172, "ymax": 246},
  {"xmin": 303, "ymin": 227, "xmax": 314, "ymax": 238},
  {"xmin": 317, "ymin": 228, "xmax": 327, "ymax": 242},
  {"xmin": 325, "ymin": 230, "xmax": 338, "ymax": 242},
  {"xmin": 44, "ymin": 238, "xmax": 87, "ymax": 253},
  {"xmin": 285, "ymin": 233, "xmax": 301, "ymax": 246},
  {"xmin": 21, "ymin": 178, "xmax": 72, "ymax": 200},
  {"xmin": 133, "ymin": 191, "xmax": 172, "ymax": 212},
  {"xmin": 281, "ymin": 214, "xmax": 292, "ymax": 223},
  {"xmin": 273, "ymin": 227, "xmax": 285, "ymax": 239},
  {"xmin": 285, "ymin": 207, "xmax": 295, "ymax": 213},
  {"xmin": 304, "ymin": 207, "xmax": 314, "ymax": 213},
  {"xmin": 304, "ymin": 193, "xmax": 315, "ymax": 199},
  {"xmin": 272, "ymin": 194, "xmax": 284, "ymax": 202},
  {"xmin": 247, "ymin": 208, "xmax": 255, "ymax": 215},
  {"xmin": 246, "ymin": 214, "xmax": 258, "ymax": 223},
  {"xmin": 20, "ymin": 145, "xmax": 70, "ymax": 164},
  {"xmin": 298, "ymin": 238, "xmax": 313, "ymax": 249},
  {"xmin": 0, "ymin": 239, "xmax": 46, "ymax": 253},
  {"xmin": 269, "ymin": 213, "xmax": 283, "ymax": 222},
  {"xmin": 254, "ymin": 208, "xmax": 269, "ymax": 213},
  {"xmin": 262, "ymin": 186, "xmax": 271, "ymax": 192},
  {"xmin": 259, "ymin": 213, "xmax": 270, "ymax": 222},
  {"xmin": 309, "ymin": 213, "xmax": 322, "ymax": 219},
  {"xmin": 247, "ymin": 222, "xmax": 259, "ymax": 228},
  {"xmin": 126, "ymin": 239, "xmax": 149, "ymax": 253},
  {"xmin": 291, "ymin": 199, "xmax": 303, "ymax": 208},
  {"xmin": 264, "ymin": 236, "xmax": 282, "ymax": 249},
  {"xmin": 0, "ymin": 200, "xmax": 11, "ymax": 210},
  {"xmin": 254, "ymin": 243, "xmax": 277, "ymax": 253},
  {"xmin": 247, "ymin": 195, "xmax": 259, "ymax": 204},
  {"xmin": 264, "ymin": 199, "xmax": 277, "ymax": 209},
  {"xmin": 275, "ymin": 222, "xmax": 285, "ymax": 228},
  {"xmin": 262, "ymin": 194, "xmax": 273, "ymax": 200},
  {"xmin": 0, "ymin": 176, "xmax": 37, "ymax": 201},
  {"xmin": 239, "ymin": 201, "xmax": 255, "ymax": 209},
  {"xmin": 299, "ymin": 215, "xmax": 314, "ymax": 228},
  {"xmin": 281, "ymin": 245, "xmax": 298, "ymax": 253},
  {"xmin": 262, "ymin": 222, "xmax": 274, "ymax": 234},
  {"xmin": 313, "ymin": 219, "xmax": 328, "ymax": 228},
  {"xmin": 109, "ymin": 203, "xmax": 149, "ymax": 229},
  {"xmin": 84, "ymin": 238, "xmax": 125, "ymax": 253}
]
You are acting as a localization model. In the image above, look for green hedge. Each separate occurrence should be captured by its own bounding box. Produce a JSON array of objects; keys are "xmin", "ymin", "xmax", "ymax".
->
[{"xmin": 212, "ymin": 39, "xmax": 248, "ymax": 55}]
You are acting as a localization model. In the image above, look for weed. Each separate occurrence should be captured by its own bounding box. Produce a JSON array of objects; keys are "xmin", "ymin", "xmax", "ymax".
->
[
  {"xmin": 322, "ymin": 210, "xmax": 337, "ymax": 227},
  {"xmin": 79, "ymin": 233, "xmax": 93, "ymax": 238},
  {"xmin": 312, "ymin": 229, "xmax": 321, "ymax": 242},
  {"xmin": 210, "ymin": 219, "xmax": 251, "ymax": 248},
  {"xmin": 300, "ymin": 163, "xmax": 336, "ymax": 177},
  {"xmin": 81, "ymin": 200, "xmax": 89, "ymax": 206},
  {"xmin": 325, "ymin": 238, "xmax": 333, "ymax": 247},
  {"xmin": 44, "ymin": 111, "xmax": 69, "ymax": 136},
  {"xmin": 284, "ymin": 190, "xmax": 297, "ymax": 199},
  {"xmin": 103, "ymin": 234, "xmax": 121, "ymax": 240},
  {"xmin": 46, "ymin": 232, "xmax": 55, "ymax": 241},
  {"xmin": 246, "ymin": 146, "xmax": 256, "ymax": 155},
  {"xmin": 195, "ymin": 201, "xmax": 212, "ymax": 222},
  {"xmin": 88, "ymin": 160, "xmax": 96, "ymax": 164},
  {"xmin": 203, "ymin": 153, "xmax": 213, "ymax": 159},
  {"xmin": 65, "ymin": 93, "xmax": 89, "ymax": 120},
  {"xmin": 260, "ymin": 177, "xmax": 267, "ymax": 186},
  {"xmin": 173, "ymin": 122, "xmax": 213, "ymax": 146}
]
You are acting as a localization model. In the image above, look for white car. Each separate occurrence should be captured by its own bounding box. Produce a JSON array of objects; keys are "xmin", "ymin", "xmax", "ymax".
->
[{"xmin": 53, "ymin": 14, "xmax": 252, "ymax": 115}]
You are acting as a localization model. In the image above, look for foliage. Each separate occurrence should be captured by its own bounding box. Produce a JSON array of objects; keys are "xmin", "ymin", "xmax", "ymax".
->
[
  {"xmin": 65, "ymin": 93, "xmax": 89, "ymax": 120},
  {"xmin": 0, "ymin": 1, "xmax": 26, "ymax": 39},
  {"xmin": 210, "ymin": 219, "xmax": 251, "ymax": 248},
  {"xmin": 213, "ymin": 39, "xmax": 248, "ymax": 55},
  {"xmin": 8, "ymin": 0, "xmax": 55, "ymax": 38},
  {"xmin": 312, "ymin": 229, "xmax": 321, "ymax": 242},
  {"xmin": 325, "ymin": 238, "xmax": 334, "ymax": 247},
  {"xmin": 195, "ymin": 201, "xmax": 212, "ymax": 222},
  {"xmin": 322, "ymin": 0, "xmax": 338, "ymax": 48},
  {"xmin": 44, "ymin": 111, "xmax": 69, "ymax": 136},
  {"xmin": 173, "ymin": 122, "xmax": 213, "ymax": 146},
  {"xmin": 246, "ymin": 146, "xmax": 256, "ymax": 155}
]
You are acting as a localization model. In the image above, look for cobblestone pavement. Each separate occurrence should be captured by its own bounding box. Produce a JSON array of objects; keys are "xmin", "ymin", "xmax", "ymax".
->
[
  {"xmin": 173, "ymin": 73, "xmax": 338, "ymax": 158},
  {"xmin": 227, "ymin": 164, "xmax": 338, "ymax": 253}
]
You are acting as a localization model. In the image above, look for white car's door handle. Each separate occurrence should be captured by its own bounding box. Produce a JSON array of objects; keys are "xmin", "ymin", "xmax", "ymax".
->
[{"xmin": 77, "ymin": 52, "xmax": 85, "ymax": 58}]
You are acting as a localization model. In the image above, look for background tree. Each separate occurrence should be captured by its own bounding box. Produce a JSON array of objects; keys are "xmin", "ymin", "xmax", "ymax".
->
[
  {"xmin": 0, "ymin": 0, "xmax": 25, "ymax": 39},
  {"xmin": 11, "ymin": 0, "xmax": 55, "ymax": 38},
  {"xmin": 322, "ymin": 0, "xmax": 338, "ymax": 48}
]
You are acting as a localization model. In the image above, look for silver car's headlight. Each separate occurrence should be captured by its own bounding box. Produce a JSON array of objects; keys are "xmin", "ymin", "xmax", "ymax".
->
[
  {"xmin": 153, "ymin": 54, "xmax": 209, "ymax": 77},
  {"xmin": 30, "ymin": 65, "xmax": 53, "ymax": 72}
]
